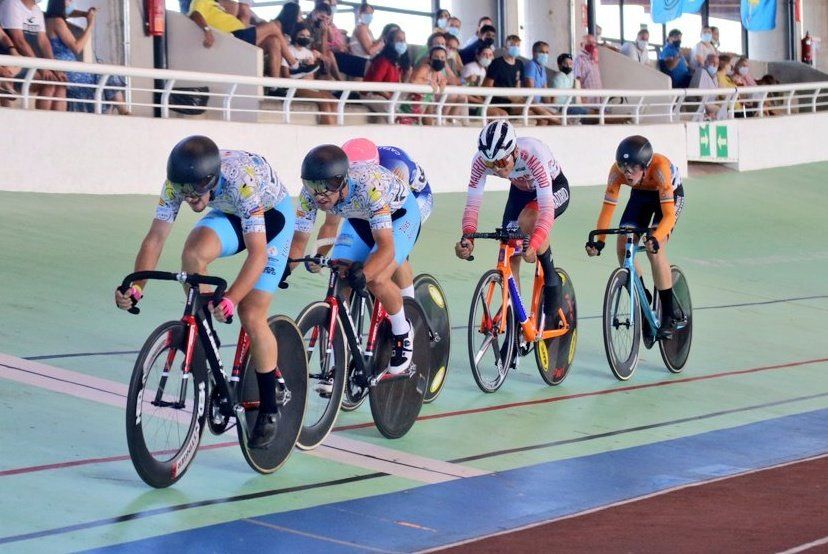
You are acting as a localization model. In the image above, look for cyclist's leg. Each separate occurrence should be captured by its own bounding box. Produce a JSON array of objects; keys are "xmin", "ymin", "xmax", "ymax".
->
[
  {"xmin": 183, "ymin": 210, "xmax": 234, "ymax": 283},
  {"xmin": 502, "ymin": 186, "xmax": 534, "ymax": 288},
  {"xmin": 618, "ymin": 190, "xmax": 656, "ymax": 301},
  {"xmin": 649, "ymin": 189, "xmax": 685, "ymax": 333},
  {"xmin": 392, "ymin": 261, "xmax": 415, "ymax": 298},
  {"xmin": 330, "ymin": 218, "xmax": 372, "ymax": 301}
]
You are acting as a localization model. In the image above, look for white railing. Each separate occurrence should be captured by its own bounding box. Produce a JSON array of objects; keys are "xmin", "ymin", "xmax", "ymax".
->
[{"xmin": 2, "ymin": 54, "xmax": 827, "ymax": 126}]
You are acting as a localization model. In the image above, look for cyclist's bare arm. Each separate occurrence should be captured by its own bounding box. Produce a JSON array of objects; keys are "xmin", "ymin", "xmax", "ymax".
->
[
  {"xmin": 316, "ymin": 212, "xmax": 342, "ymax": 256},
  {"xmin": 226, "ymin": 231, "xmax": 267, "ymax": 303},
  {"xmin": 132, "ymin": 219, "xmax": 174, "ymax": 289},
  {"xmin": 289, "ymin": 230, "xmax": 311, "ymax": 270}
]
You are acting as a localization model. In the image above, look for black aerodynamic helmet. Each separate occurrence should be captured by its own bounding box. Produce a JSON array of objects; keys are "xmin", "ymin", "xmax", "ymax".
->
[
  {"xmin": 166, "ymin": 135, "xmax": 221, "ymax": 196},
  {"xmin": 301, "ymin": 144, "xmax": 350, "ymax": 194},
  {"xmin": 615, "ymin": 135, "xmax": 653, "ymax": 168}
]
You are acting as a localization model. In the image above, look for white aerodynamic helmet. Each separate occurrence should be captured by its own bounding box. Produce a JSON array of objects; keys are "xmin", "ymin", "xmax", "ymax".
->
[{"xmin": 478, "ymin": 119, "xmax": 517, "ymax": 162}]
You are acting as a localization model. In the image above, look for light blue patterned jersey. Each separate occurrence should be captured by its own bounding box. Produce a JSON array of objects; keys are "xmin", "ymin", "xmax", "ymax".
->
[{"xmin": 155, "ymin": 150, "xmax": 289, "ymax": 235}]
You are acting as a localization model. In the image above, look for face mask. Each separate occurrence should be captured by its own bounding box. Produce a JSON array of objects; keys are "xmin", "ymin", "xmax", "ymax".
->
[
  {"xmin": 448, "ymin": 27, "xmax": 461, "ymax": 39},
  {"xmin": 437, "ymin": 18, "xmax": 448, "ymax": 29},
  {"xmin": 701, "ymin": 33, "xmax": 712, "ymax": 42},
  {"xmin": 560, "ymin": 66, "xmax": 572, "ymax": 74},
  {"xmin": 636, "ymin": 39, "xmax": 648, "ymax": 50},
  {"xmin": 296, "ymin": 36, "xmax": 312, "ymax": 47},
  {"xmin": 360, "ymin": 14, "xmax": 373, "ymax": 25},
  {"xmin": 584, "ymin": 43, "xmax": 596, "ymax": 55},
  {"xmin": 738, "ymin": 66, "xmax": 749, "ymax": 76},
  {"xmin": 536, "ymin": 53, "xmax": 549, "ymax": 66},
  {"xmin": 394, "ymin": 41, "xmax": 407, "ymax": 55},
  {"xmin": 706, "ymin": 65, "xmax": 717, "ymax": 76},
  {"xmin": 507, "ymin": 45, "xmax": 520, "ymax": 58},
  {"xmin": 479, "ymin": 57, "xmax": 492, "ymax": 68},
  {"xmin": 65, "ymin": 1, "xmax": 75, "ymax": 14},
  {"xmin": 482, "ymin": 37, "xmax": 495, "ymax": 48},
  {"xmin": 430, "ymin": 59, "xmax": 445, "ymax": 71},
  {"xmin": 330, "ymin": 4, "xmax": 337, "ymax": 14}
]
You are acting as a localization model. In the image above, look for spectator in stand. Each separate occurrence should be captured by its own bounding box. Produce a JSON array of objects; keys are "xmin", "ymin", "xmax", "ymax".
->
[
  {"xmin": 691, "ymin": 26, "xmax": 717, "ymax": 70},
  {"xmin": 461, "ymin": 44, "xmax": 507, "ymax": 118},
  {"xmin": 732, "ymin": 57, "xmax": 757, "ymax": 86},
  {"xmin": 1, "ymin": 0, "xmax": 66, "ymax": 110},
  {"xmin": 658, "ymin": 29, "xmax": 691, "ymax": 88},
  {"xmin": 236, "ymin": 0, "xmax": 263, "ymax": 26},
  {"xmin": 189, "ymin": 0, "xmax": 292, "ymax": 79},
  {"xmin": 464, "ymin": 16, "xmax": 492, "ymax": 48},
  {"xmin": 0, "ymin": 27, "xmax": 21, "ymax": 105},
  {"xmin": 621, "ymin": 29, "xmax": 650, "ymax": 64},
  {"xmin": 45, "ymin": 0, "xmax": 129, "ymax": 114},
  {"xmin": 280, "ymin": 22, "xmax": 336, "ymax": 124},
  {"xmin": 716, "ymin": 54, "xmax": 744, "ymax": 115},
  {"xmin": 447, "ymin": 17, "xmax": 462, "ymax": 42},
  {"xmin": 688, "ymin": 53, "xmax": 723, "ymax": 121},
  {"xmin": 552, "ymin": 53, "xmax": 589, "ymax": 118},
  {"xmin": 306, "ymin": 2, "xmax": 342, "ymax": 80},
  {"xmin": 459, "ymin": 23, "xmax": 496, "ymax": 65},
  {"xmin": 522, "ymin": 40, "xmax": 558, "ymax": 125},
  {"xmin": 409, "ymin": 45, "xmax": 448, "ymax": 125},
  {"xmin": 710, "ymin": 26, "xmax": 721, "ymax": 51},
  {"xmin": 350, "ymin": 3, "xmax": 384, "ymax": 60},
  {"xmin": 433, "ymin": 8, "xmax": 450, "ymax": 33},
  {"xmin": 362, "ymin": 27, "xmax": 410, "ymax": 111},
  {"xmin": 445, "ymin": 32, "xmax": 463, "ymax": 76},
  {"xmin": 573, "ymin": 34, "xmax": 603, "ymax": 104},
  {"xmin": 756, "ymin": 74, "xmax": 783, "ymax": 116},
  {"xmin": 482, "ymin": 34, "xmax": 523, "ymax": 116},
  {"xmin": 416, "ymin": 31, "xmax": 446, "ymax": 66}
]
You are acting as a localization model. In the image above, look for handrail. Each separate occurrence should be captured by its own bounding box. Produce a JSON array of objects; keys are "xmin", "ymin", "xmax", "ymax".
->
[{"xmin": 2, "ymin": 54, "xmax": 827, "ymax": 125}]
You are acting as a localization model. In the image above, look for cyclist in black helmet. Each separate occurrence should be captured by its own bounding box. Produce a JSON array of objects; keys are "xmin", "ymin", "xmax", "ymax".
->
[
  {"xmin": 585, "ymin": 135, "xmax": 687, "ymax": 338},
  {"xmin": 114, "ymin": 135, "xmax": 295, "ymax": 449},
  {"xmin": 289, "ymin": 144, "xmax": 421, "ymax": 378}
]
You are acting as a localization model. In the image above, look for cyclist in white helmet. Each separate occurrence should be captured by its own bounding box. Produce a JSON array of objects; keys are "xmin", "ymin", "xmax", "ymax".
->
[{"xmin": 455, "ymin": 119, "xmax": 571, "ymax": 326}]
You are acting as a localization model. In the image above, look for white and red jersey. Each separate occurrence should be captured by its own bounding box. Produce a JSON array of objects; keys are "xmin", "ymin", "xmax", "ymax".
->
[{"xmin": 462, "ymin": 137, "xmax": 563, "ymax": 250}]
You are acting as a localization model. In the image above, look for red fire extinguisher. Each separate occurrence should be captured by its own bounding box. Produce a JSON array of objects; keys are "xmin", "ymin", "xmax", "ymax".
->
[
  {"xmin": 802, "ymin": 31, "xmax": 814, "ymax": 65},
  {"xmin": 145, "ymin": 0, "xmax": 165, "ymax": 37}
]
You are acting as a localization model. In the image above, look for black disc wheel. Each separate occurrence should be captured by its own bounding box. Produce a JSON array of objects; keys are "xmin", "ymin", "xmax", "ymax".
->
[
  {"xmin": 468, "ymin": 270, "xmax": 516, "ymax": 393},
  {"xmin": 535, "ymin": 268, "xmax": 578, "ymax": 386},
  {"xmin": 237, "ymin": 315, "xmax": 308, "ymax": 473},
  {"xmin": 602, "ymin": 268, "xmax": 641, "ymax": 381},
  {"xmin": 125, "ymin": 321, "xmax": 208, "ymax": 488},
  {"xmin": 369, "ymin": 297, "xmax": 430, "ymax": 439},
  {"xmin": 295, "ymin": 302, "xmax": 347, "ymax": 450},
  {"xmin": 414, "ymin": 273, "xmax": 451, "ymax": 403},
  {"xmin": 658, "ymin": 266, "xmax": 693, "ymax": 373}
]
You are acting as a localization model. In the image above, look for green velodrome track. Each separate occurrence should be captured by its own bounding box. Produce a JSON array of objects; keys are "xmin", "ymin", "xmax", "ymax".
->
[{"xmin": 1, "ymin": 162, "xmax": 827, "ymax": 552}]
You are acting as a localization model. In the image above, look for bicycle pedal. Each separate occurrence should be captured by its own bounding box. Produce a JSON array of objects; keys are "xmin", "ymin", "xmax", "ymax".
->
[{"xmin": 375, "ymin": 366, "xmax": 416, "ymax": 384}]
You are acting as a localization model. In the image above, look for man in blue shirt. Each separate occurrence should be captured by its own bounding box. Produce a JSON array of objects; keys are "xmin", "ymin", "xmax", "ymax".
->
[
  {"xmin": 522, "ymin": 40, "xmax": 558, "ymax": 125},
  {"xmin": 658, "ymin": 29, "xmax": 691, "ymax": 89}
]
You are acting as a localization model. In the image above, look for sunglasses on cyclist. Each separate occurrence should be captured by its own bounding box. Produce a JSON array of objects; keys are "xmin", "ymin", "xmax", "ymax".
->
[
  {"xmin": 303, "ymin": 175, "xmax": 346, "ymax": 197},
  {"xmin": 170, "ymin": 175, "xmax": 218, "ymax": 198},
  {"xmin": 617, "ymin": 161, "xmax": 644, "ymax": 173},
  {"xmin": 482, "ymin": 155, "xmax": 513, "ymax": 169}
]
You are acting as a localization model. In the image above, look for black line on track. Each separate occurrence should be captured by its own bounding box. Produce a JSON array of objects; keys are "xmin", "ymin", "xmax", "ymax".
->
[{"xmin": 3, "ymin": 392, "xmax": 827, "ymax": 545}]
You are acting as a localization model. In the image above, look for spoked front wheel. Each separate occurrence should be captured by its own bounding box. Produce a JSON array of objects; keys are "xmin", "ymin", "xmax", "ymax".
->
[
  {"xmin": 295, "ymin": 302, "xmax": 347, "ymax": 450},
  {"xmin": 535, "ymin": 268, "xmax": 578, "ymax": 386},
  {"xmin": 125, "ymin": 321, "xmax": 208, "ymax": 488},
  {"xmin": 414, "ymin": 273, "xmax": 451, "ymax": 403},
  {"xmin": 658, "ymin": 266, "xmax": 693, "ymax": 373},
  {"xmin": 237, "ymin": 315, "xmax": 308, "ymax": 473},
  {"xmin": 468, "ymin": 270, "xmax": 516, "ymax": 393},
  {"xmin": 603, "ymin": 268, "xmax": 641, "ymax": 381},
  {"xmin": 369, "ymin": 297, "xmax": 430, "ymax": 439}
]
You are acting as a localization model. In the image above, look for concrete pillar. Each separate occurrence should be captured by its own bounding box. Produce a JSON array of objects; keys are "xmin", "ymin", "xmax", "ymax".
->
[
  {"xmin": 515, "ymin": 0, "xmax": 575, "ymax": 59},
  {"xmin": 747, "ymin": 0, "xmax": 791, "ymax": 62},
  {"xmin": 446, "ymin": 0, "xmax": 499, "ymax": 46}
]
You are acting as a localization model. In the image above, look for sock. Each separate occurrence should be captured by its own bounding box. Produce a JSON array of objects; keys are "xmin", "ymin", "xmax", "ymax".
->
[
  {"xmin": 256, "ymin": 369, "xmax": 278, "ymax": 414},
  {"xmin": 388, "ymin": 308, "xmax": 410, "ymax": 336},
  {"xmin": 400, "ymin": 284, "xmax": 415, "ymax": 299},
  {"xmin": 658, "ymin": 288, "xmax": 674, "ymax": 322},
  {"xmin": 537, "ymin": 248, "xmax": 561, "ymax": 317}
]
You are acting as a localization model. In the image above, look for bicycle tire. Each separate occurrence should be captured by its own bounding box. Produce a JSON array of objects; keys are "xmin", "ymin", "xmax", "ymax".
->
[
  {"xmin": 238, "ymin": 315, "xmax": 308, "ymax": 473},
  {"xmin": 369, "ymin": 297, "xmax": 430, "ymax": 439},
  {"xmin": 125, "ymin": 320, "xmax": 208, "ymax": 488},
  {"xmin": 295, "ymin": 302, "xmax": 347, "ymax": 450},
  {"xmin": 659, "ymin": 266, "xmax": 693, "ymax": 373},
  {"xmin": 341, "ymin": 289, "xmax": 372, "ymax": 412},
  {"xmin": 414, "ymin": 273, "xmax": 451, "ymax": 403},
  {"xmin": 535, "ymin": 268, "xmax": 578, "ymax": 386},
  {"xmin": 468, "ymin": 269, "xmax": 516, "ymax": 393},
  {"xmin": 603, "ymin": 267, "xmax": 641, "ymax": 381}
]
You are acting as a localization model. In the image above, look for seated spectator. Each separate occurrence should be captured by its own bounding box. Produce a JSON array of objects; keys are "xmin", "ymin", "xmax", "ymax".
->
[
  {"xmin": 552, "ymin": 53, "xmax": 589, "ymax": 118},
  {"xmin": 409, "ymin": 45, "xmax": 448, "ymax": 125},
  {"xmin": 189, "ymin": 0, "xmax": 291, "ymax": 79},
  {"xmin": 1, "ymin": 0, "xmax": 65, "ymax": 110},
  {"xmin": 494, "ymin": 33, "xmax": 522, "ymax": 59},
  {"xmin": 688, "ymin": 53, "xmax": 724, "ymax": 120},
  {"xmin": 316, "ymin": 0, "xmax": 348, "ymax": 56},
  {"xmin": 464, "ymin": 16, "xmax": 492, "ymax": 48},
  {"xmin": 621, "ymin": 29, "xmax": 649, "ymax": 64},
  {"xmin": 756, "ymin": 74, "xmax": 783, "ymax": 116},
  {"xmin": 461, "ymin": 44, "xmax": 507, "ymax": 118},
  {"xmin": 658, "ymin": 29, "xmax": 691, "ymax": 89},
  {"xmin": 459, "ymin": 23, "xmax": 496, "ymax": 65},
  {"xmin": 716, "ymin": 54, "xmax": 736, "ymax": 88},
  {"xmin": 279, "ymin": 22, "xmax": 335, "ymax": 124},
  {"xmin": 236, "ymin": 0, "xmax": 263, "ymax": 26},
  {"xmin": 416, "ymin": 31, "xmax": 446, "ymax": 66},
  {"xmin": 350, "ymin": 3, "xmax": 384, "ymax": 60},
  {"xmin": 573, "ymin": 34, "xmax": 603, "ymax": 104},
  {"xmin": 362, "ymin": 28, "xmax": 409, "ymax": 111},
  {"xmin": 447, "ymin": 17, "xmax": 462, "ymax": 42},
  {"xmin": 732, "ymin": 57, "xmax": 757, "ymax": 86},
  {"xmin": 44, "ymin": 0, "xmax": 129, "ymax": 114},
  {"xmin": 482, "ymin": 34, "xmax": 523, "ymax": 115},
  {"xmin": 433, "ymin": 8, "xmax": 450, "ymax": 34},
  {"xmin": 0, "ymin": 26, "xmax": 21, "ymax": 104},
  {"xmin": 445, "ymin": 33, "xmax": 463, "ymax": 77},
  {"xmin": 306, "ymin": 2, "xmax": 342, "ymax": 80},
  {"xmin": 690, "ymin": 26, "xmax": 717, "ymax": 71},
  {"xmin": 522, "ymin": 40, "xmax": 558, "ymax": 125}
]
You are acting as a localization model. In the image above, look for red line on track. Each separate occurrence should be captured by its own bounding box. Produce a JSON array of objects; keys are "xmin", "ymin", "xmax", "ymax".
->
[{"xmin": 2, "ymin": 356, "xmax": 827, "ymax": 477}]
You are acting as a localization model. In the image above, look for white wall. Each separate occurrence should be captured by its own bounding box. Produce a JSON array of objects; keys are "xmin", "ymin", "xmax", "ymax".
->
[
  {"xmin": 734, "ymin": 111, "xmax": 828, "ymax": 171},
  {"xmin": 0, "ymin": 109, "xmax": 687, "ymax": 195}
]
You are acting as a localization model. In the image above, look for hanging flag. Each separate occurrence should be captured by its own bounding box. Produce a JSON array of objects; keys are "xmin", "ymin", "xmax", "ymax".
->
[
  {"xmin": 651, "ymin": 0, "xmax": 706, "ymax": 24},
  {"xmin": 742, "ymin": 0, "xmax": 776, "ymax": 30}
]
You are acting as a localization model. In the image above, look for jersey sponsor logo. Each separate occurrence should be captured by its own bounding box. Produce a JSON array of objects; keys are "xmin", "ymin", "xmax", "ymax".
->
[{"xmin": 553, "ymin": 187, "xmax": 569, "ymax": 207}]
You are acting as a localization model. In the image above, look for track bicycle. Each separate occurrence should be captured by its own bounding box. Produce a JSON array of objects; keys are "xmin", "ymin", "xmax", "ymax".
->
[
  {"xmin": 463, "ymin": 228, "xmax": 578, "ymax": 393},
  {"xmin": 290, "ymin": 256, "xmax": 430, "ymax": 445},
  {"xmin": 588, "ymin": 227, "xmax": 693, "ymax": 380},
  {"xmin": 118, "ymin": 271, "xmax": 307, "ymax": 488}
]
